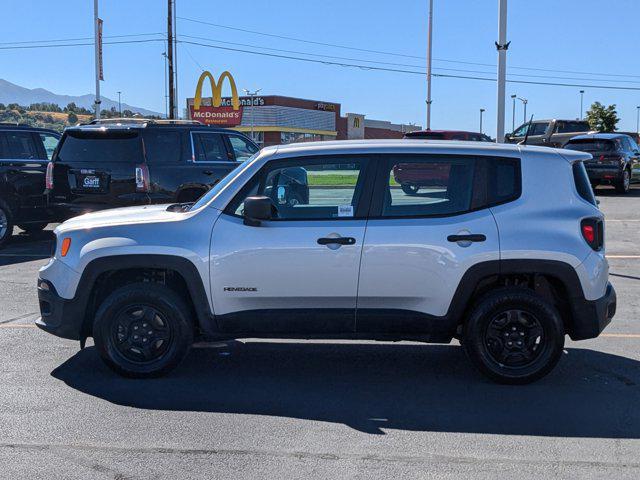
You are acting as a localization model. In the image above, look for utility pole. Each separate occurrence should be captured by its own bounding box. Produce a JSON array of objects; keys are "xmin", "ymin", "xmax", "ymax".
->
[
  {"xmin": 479, "ymin": 108, "xmax": 485, "ymax": 134},
  {"xmin": 510, "ymin": 94, "xmax": 516, "ymax": 132},
  {"xmin": 93, "ymin": 0, "xmax": 101, "ymax": 119},
  {"xmin": 167, "ymin": 0, "xmax": 175, "ymax": 119},
  {"xmin": 426, "ymin": 0, "xmax": 433, "ymax": 130},
  {"xmin": 495, "ymin": 0, "xmax": 509, "ymax": 142},
  {"xmin": 579, "ymin": 90, "xmax": 585, "ymax": 119},
  {"xmin": 244, "ymin": 89, "xmax": 261, "ymax": 142},
  {"xmin": 173, "ymin": 0, "xmax": 179, "ymax": 119},
  {"xmin": 117, "ymin": 91, "xmax": 122, "ymax": 116},
  {"xmin": 637, "ymin": 106, "xmax": 640, "ymax": 134}
]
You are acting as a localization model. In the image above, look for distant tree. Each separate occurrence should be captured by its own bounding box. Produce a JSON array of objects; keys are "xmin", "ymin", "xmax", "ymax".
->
[
  {"xmin": 122, "ymin": 109, "xmax": 134, "ymax": 117},
  {"xmin": 64, "ymin": 102, "xmax": 77, "ymax": 113},
  {"xmin": 7, "ymin": 103, "xmax": 20, "ymax": 110},
  {"xmin": 586, "ymin": 102, "xmax": 619, "ymax": 132},
  {"xmin": 0, "ymin": 103, "xmax": 5, "ymax": 110},
  {"xmin": 67, "ymin": 112, "xmax": 78, "ymax": 124}
]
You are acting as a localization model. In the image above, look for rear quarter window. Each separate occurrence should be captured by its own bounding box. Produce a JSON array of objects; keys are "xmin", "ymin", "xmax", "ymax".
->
[
  {"xmin": 573, "ymin": 161, "xmax": 597, "ymax": 206},
  {"xmin": 142, "ymin": 131, "xmax": 181, "ymax": 163}
]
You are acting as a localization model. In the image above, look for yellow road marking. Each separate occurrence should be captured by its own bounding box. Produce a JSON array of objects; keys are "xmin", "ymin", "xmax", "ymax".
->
[{"xmin": 601, "ymin": 333, "xmax": 640, "ymax": 339}]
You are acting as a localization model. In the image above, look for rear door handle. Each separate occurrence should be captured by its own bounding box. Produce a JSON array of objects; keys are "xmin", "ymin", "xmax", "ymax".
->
[
  {"xmin": 447, "ymin": 234, "xmax": 486, "ymax": 243},
  {"xmin": 317, "ymin": 237, "xmax": 356, "ymax": 246}
]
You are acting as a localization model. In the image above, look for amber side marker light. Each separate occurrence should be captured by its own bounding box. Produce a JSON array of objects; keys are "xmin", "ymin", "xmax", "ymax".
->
[{"xmin": 60, "ymin": 238, "xmax": 72, "ymax": 257}]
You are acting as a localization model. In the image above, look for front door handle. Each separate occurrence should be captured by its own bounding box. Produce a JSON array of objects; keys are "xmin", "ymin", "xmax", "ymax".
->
[
  {"xmin": 447, "ymin": 234, "xmax": 486, "ymax": 243},
  {"xmin": 203, "ymin": 170, "xmax": 214, "ymax": 176},
  {"xmin": 317, "ymin": 237, "xmax": 356, "ymax": 246}
]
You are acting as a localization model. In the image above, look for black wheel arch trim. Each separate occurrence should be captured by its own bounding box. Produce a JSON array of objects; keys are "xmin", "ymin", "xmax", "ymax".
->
[{"xmin": 73, "ymin": 254, "xmax": 215, "ymax": 338}]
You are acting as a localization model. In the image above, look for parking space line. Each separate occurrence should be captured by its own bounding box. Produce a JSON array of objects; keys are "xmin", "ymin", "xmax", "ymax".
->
[
  {"xmin": 607, "ymin": 255, "xmax": 640, "ymax": 259},
  {"xmin": 0, "ymin": 324, "xmax": 37, "ymax": 329},
  {"xmin": 0, "ymin": 254, "xmax": 49, "ymax": 258},
  {"xmin": 601, "ymin": 333, "xmax": 640, "ymax": 339}
]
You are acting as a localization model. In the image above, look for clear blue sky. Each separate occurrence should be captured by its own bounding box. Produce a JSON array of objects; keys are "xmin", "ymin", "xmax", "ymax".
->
[{"xmin": 1, "ymin": 0, "xmax": 639, "ymax": 135}]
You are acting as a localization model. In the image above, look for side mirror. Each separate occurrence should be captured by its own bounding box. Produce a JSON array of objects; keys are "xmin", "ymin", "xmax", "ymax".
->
[
  {"xmin": 504, "ymin": 133, "xmax": 511, "ymax": 140},
  {"xmin": 243, "ymin": 196, "xmax": 273, "ymax": 226}
]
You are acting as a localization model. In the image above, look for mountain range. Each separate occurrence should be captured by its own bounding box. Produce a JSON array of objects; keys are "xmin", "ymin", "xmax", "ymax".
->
[{"xmin": 0, "ymin": 78, "xmax": 162, "ymax": 117}]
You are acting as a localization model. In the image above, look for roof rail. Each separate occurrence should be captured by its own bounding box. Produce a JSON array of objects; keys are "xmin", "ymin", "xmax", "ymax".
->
[{"xmin": 87, "ymin": 118, "xmax": 202, "ymax": 126}]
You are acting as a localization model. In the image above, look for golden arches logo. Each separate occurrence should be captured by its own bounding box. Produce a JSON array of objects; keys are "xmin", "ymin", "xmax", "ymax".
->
[{"xmin": 193, "ymin": 70, "xmax": 240, "ymax": 111}]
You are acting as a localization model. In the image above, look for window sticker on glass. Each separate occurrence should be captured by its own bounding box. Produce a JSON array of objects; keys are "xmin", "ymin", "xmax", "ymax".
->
[{"xmin": 337, "ymin": 204, "xmax": 354, "ymax": 217}]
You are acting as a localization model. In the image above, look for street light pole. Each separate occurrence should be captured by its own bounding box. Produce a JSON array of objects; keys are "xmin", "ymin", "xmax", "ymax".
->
[
  {"xmin": 117, "ymin": 91, "xmax": 122, "ymax": 116},
  {"xmin": 636, "ymin": 106, "xmax": 639, "ymax": 135},
  {"xmin": 517, "ymin": 97, "xmax": 528, "ymax": 123},
  {"xmin": 495, "ymin": 0, "xmax": 509, "ymax": 142},
  {"xmin": 480, "ymin": 108, "xmax": 485, "ymax": 134},
  {"xmin": 579, "ymin": 90, "xmax": 585, "ymax": 119},
  {"xmin": 510, "ymin": 94, "xmax": 516, "ymax": 132},
  {"xmin": 426, "ymin": 0, "xmax": 434, "ymax": 130},
  {"xmin": 243, "ymin": 89, "xmax": 261, "ymax": 142}
]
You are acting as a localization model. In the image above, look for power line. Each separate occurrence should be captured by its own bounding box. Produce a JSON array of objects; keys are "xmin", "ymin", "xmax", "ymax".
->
[
  {"xmin": 179, "ymin": 34, "xmax": 640, "ymax": 85},
  {"xmin": 177, "ymin": 16, "xmax": 640, "ymax": 80},
  {"xmin": 0, "ymin": 32, "xmax": 164, "ymax": 46},
  {"xmin": 0, "ymin": 39, "xmax": 165, "ymax": 51},
  {"xmin": 180, "ymin": 39, "xmax": 640, "ymax": 91}
]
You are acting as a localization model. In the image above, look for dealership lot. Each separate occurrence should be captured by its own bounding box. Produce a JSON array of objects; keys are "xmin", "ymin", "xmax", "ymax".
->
[{"xmin": 0, "ymin": 188, "xmax": 639, "ymax": 479}]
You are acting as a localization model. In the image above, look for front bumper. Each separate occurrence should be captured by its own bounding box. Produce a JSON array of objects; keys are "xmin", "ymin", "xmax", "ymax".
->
[
  {"xmin": 569, "ymin": 282, "xmax": 616, "ymax": 340},
  {"xmin": 35, "ymin": 278, "xmax": 85, "ymax": 340}
]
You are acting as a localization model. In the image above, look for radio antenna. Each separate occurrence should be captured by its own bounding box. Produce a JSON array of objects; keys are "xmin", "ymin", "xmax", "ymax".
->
[{"xmin": 522, "ymin": 115, "xmax": 534, "ymax": 146}]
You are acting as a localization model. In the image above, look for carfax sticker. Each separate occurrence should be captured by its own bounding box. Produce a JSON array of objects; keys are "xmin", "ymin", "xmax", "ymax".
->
[{"xmin": 337, "ymin": 204, "xmax": 354, "ymax": 217}]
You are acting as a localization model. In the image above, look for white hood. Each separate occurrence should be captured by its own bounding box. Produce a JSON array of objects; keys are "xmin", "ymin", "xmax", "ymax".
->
[{"xmin": 55, "ymin": 204, "xmax": 186, "ymax": 233}]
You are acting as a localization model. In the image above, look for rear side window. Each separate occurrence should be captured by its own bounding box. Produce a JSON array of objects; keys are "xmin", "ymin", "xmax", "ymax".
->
[
  {"xmin": 143, "ymin": 131, "xmax": 181, "ymax": 164},
  {"xmin": 192, "ymin": 132, "xmax": 228, "ymax": 162},
  {"xmin": 573, "ymin": 161, "xmax": 597, "ymax": 206},
  {"xmin": 382, "ymin": 156, "xmax": 475, "ymax": 217},
  {"xmin": 39, "ymin": 133, "xmax": 59, "ymax": 160},
  {"xmin": 555, "ymin": 121, "xmax": 588, "ymax": 133},
  {"xmin": 5, "ymin": 132, "xmax": 40, "ymax": 159},
  {"xmin": 57, "ymin": 131, "xmax": 142, "ymax": 164},
  {"xmin": 530, "ymin": 123, "xmax": 549, "ymax": 136}
]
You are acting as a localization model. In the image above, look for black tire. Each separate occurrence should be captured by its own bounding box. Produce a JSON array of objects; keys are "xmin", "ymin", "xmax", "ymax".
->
[
  {"xmin": 614, "ymin": 169, "xmax": 630, "ymax": 194},
  {"xmin": 0, "ymin": 199, "xmax": 14, "ymax": 248},
  {"xmin": 93, "ymin": 283, "xmax": 194, "ymax": 378},
  {"xmin": 17, "ymin": 222, "xmax": 48, "ymax": 234},
  {"xmin": 401, "ymin": 183, "xmax": 420, "ymax": 195},
  {"xmin": 462, "ymin": 288, "xmax": 564, "ymax": 385}
]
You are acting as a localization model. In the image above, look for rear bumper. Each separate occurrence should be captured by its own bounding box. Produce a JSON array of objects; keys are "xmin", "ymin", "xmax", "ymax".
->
[
  {"xmin": 569, "ymin": 282, "xmax": 616, "ymax": 340},
  {"xmin": 585, "ymin": 166, "xmax": 623, "ymax": 183},
  {"xmin": 35, "ymin": 279, "xmax": 84, "ymax": 341}
]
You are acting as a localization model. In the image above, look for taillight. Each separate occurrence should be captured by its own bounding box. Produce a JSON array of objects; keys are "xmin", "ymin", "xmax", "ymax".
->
[
  {"xmin": 45, "ymin": 161, "xmax": 54, "ymax": 190},
  {"xmin": 135, "ymin": 164, "xmax": 150, "ymax": 192},
  {"xmin": 581, "ymin": 218, "xmax": 603, "ymax": 251}
]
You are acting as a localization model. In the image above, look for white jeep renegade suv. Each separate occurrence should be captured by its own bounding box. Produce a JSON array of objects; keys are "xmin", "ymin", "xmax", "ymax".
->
[{"xmin": 36, "ymin": 140, "xmax": 616, "ymax": 384}]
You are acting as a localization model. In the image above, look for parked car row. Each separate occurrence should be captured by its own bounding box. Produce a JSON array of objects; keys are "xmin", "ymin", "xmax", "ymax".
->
[{"xmin": 0, "ymin": 120, "xmax": 259, "ymax": 246}]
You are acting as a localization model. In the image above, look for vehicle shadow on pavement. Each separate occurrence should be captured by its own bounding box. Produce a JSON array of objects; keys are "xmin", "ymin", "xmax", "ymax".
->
[
  {"xmin": 595, "ymin": 186, "xmax": 640, "ymax": 197},
  {"xmin": 0, "ymin": 230, "xmax": 53, "ymax": 267},
  {"xmin": 52, "ymin": 342, "xmax": 640, "ymax": 438}
]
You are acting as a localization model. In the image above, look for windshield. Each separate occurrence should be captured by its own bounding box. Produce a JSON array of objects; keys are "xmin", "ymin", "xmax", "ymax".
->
[
  {"xmin": 190, "ymin": 152, "xmax": 260, "ymax": 210},
  {"xmin": 565, "ymin": 139, "xmax": 615, "ymax": 152}
]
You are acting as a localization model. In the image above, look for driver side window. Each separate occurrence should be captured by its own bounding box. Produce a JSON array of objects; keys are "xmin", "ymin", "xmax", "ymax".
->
[{"xmin": 228, "ymin": 157, "xmax": 367, "ymax": 220}]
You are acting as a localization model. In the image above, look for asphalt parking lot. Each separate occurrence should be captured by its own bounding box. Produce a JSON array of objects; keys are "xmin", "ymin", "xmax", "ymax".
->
[{"xmin": 1, "ymin": 187, "xmax": 639, "ymax": 479}]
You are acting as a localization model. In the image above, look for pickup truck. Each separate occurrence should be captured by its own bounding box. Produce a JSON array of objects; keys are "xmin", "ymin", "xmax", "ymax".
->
[
  {"xmin": 0, "ymin": 124, "xmax": 60, "ymax": 247},
  {"xmin": 505, "ymin": 119, "xmax": 591, "ymax": 148}
]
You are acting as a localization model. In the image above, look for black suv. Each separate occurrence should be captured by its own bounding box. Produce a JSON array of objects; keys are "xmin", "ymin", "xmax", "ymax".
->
[
  {"xmin": 0, "ymin": 124, "xmax": 60, "ymax": 247},
  {"xmin": 564, "ymin": 133, "xmax": 639, "ymax": 194},
  {"xmin": 47, "ymin": 119, "xmax": 259, "ymax": 218}
]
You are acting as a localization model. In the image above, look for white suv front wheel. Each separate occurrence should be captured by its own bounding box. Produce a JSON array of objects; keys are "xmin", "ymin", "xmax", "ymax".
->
[
  {"xmin": 93, "ymin": 283, "xmax": 194, "ymax": 378},
  {"xmin": 463, "ymin": 288, "xmax": 565, "ymax": 384}
]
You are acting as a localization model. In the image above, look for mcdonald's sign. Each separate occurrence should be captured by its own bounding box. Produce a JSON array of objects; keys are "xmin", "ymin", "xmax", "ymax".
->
[{"xmin": 189, "ymin": 70, "xmax": 244, "ymax": 126}]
